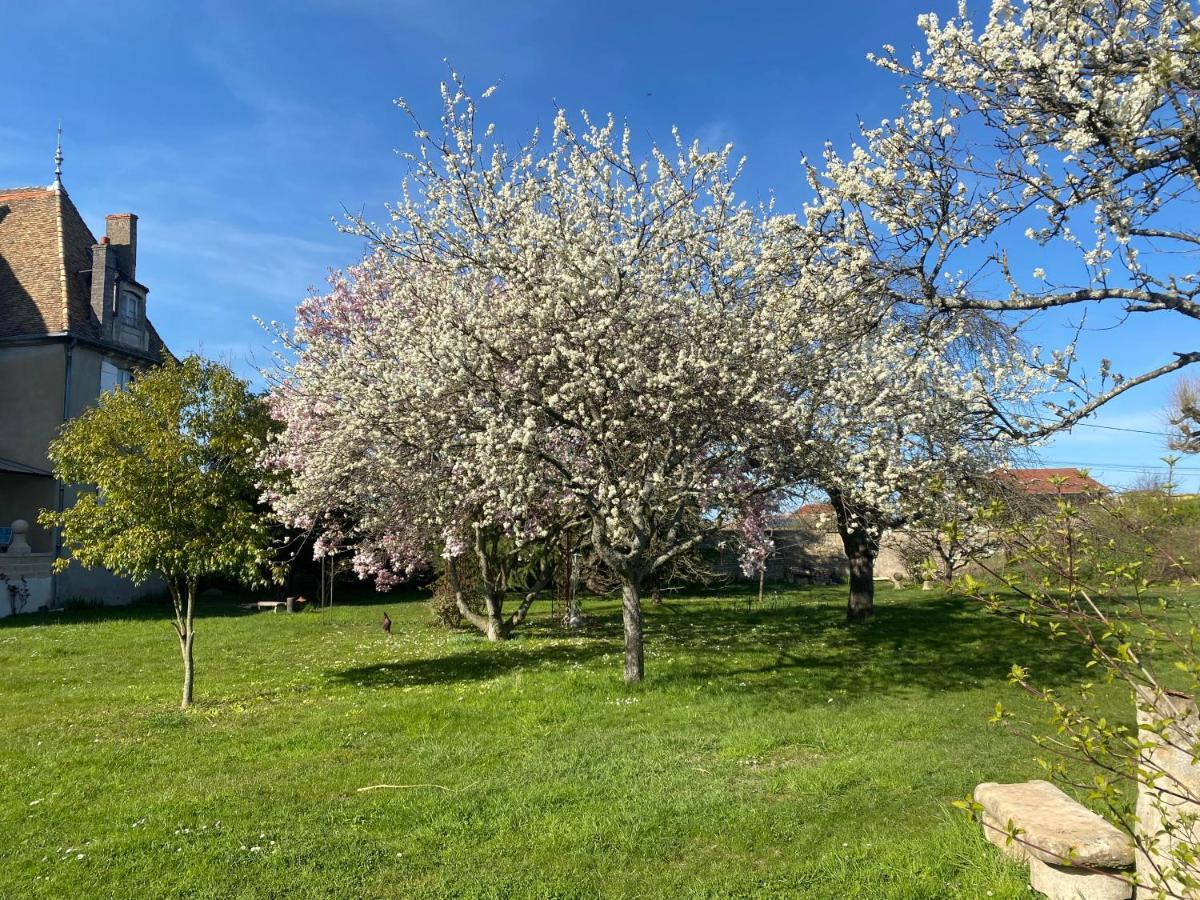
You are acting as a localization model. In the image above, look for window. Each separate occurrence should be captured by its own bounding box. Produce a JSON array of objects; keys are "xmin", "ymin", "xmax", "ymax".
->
[
  {"xmin": 100, "ymin": 361, "xmax": 132, "ymax": 393},
  {"xmin": 119, "ymin": 290, "xmax": 141, "ymax": 324}
]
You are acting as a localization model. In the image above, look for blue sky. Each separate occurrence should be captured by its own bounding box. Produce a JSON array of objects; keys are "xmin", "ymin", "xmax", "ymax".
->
[{"xmin": 1, "ymin": 0, "xmax": 1194, "ymax": 488}]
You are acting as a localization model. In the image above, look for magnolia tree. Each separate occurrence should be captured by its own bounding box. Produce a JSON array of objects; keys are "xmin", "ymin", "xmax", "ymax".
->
[
  {"xmin": 808, "ymin": 0, "xmax": 1200, "ymax": 436},
  {"xmin": 324, "ymin": 75, "xmax": 822, "ymax": 682},
  {"xmin": 265, "ymin": 254, "xmax": 569, "ymax": 642}
]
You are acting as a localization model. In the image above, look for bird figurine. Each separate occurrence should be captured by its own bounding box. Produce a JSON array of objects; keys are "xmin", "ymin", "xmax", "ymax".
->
[{"xmin": 381, "ymin": 612, "xmax": 392, "ymax": 635}]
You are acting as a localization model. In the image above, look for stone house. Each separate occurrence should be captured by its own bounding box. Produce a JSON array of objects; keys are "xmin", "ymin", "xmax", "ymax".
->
[
  {"xmin": 708, "ymin": 470, "xmax": 1109, "ymax": 588},
  {"xmin": 0, "ymin": 170, "xmax": 169, "ymax": 614},
  {"xmin": 708, "ymin": 504, "xmax": 913, "ymax": 585}
]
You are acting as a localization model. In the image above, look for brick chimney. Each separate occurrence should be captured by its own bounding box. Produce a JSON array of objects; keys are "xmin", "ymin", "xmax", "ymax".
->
[{"xmin": 105, "ymin": 213, "xmax": 137, "ymax": 280}]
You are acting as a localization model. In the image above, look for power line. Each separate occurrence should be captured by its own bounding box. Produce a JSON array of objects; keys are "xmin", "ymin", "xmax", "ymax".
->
[
  {"xmin": 1039, "ymin": 459, "xmax": 1200, "ymax": 474},
  {"xmin": 1024, "ymin": 413, "xmax": 1176, "ymax": 439},
  {"xmin": 1072, "ymin": 421, "xmax": 1175, "ymax": 438}
]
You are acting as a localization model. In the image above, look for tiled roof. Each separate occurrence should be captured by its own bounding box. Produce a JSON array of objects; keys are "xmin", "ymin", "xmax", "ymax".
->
[
  {"xmin": 0, "ymin": 185, "xmax": 81, "ymax": 337},
  {"xmin": 792, "ymin": 502, "xmax": 835, "ymax": 519},
  {"xmin": 0, "ymin": 183, "xmax": 167, "ymax": 359},
  {"xmin": 992, "ymin": 467, "xmax": 1107, "ymax": 496}
]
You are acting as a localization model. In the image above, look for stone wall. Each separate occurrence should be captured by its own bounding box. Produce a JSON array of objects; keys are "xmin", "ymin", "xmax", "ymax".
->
[
  {"xmin": 0, "ymin": 552, "xmax": 52, "ymax": 616},
  {"xmin": 55, "ymin": 559, "xmax": 163, "ymax": 607},
  {"xmin": 708, "ymin": 525, "xmax": 915, "ymax": 584}
]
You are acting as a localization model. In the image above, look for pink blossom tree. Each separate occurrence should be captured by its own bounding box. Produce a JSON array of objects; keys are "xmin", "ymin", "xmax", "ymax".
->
[{"xmin": 265, "ymin": 254, "xmax": 571, "ymax": 641}]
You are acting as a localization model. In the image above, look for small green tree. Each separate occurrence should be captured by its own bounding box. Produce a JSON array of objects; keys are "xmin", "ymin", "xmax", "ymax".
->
[{"xmin": 41, "ymin": 356, "xmax": 277, "ymax": 708}]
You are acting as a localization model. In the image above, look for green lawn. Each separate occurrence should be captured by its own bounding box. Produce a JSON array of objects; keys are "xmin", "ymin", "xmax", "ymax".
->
[{"xmin": 0, "ymin": 584, "xmax": 1116, "ymax": 898}]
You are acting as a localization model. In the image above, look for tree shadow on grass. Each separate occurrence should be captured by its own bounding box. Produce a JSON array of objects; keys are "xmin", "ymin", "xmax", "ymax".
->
[
  {"xmin": 329, "ymin": 638, "xmax": 616, "ymax": 688},
  {"xmin": 0, "ymin": 584, "xmax": 432, "ymax": 630},
  {"xmin": 646, "ymin": 593, "xmax": 1094, "ymax": 698},
  {"xmin": 327, "ymin": 590, "xmax": 1094, "ymax": 700}
]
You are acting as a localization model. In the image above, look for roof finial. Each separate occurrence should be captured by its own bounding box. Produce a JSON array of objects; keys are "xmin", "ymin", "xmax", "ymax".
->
[{"xmin": 52, "ymin": 122, "xmax": 63, "ymax": 191}]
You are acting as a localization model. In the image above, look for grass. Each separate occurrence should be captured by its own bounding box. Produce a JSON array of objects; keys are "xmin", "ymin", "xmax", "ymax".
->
[{"xmin": 0, "ymin": 583, "xmax": 1122, "ymax": 898}]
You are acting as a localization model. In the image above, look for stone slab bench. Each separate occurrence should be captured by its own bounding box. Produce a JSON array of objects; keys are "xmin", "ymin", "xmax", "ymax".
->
[
  {"xmin": 249, "ymin": 597, "xmax": 309, "ymax": 613},
  {"xmin": 974, "ymin": 780, "xmax": 1134, "ymax": 900}
]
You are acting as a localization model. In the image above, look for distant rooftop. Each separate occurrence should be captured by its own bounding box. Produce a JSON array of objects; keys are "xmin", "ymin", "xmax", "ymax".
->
[
  {"xmin": 992, "ymin": 467, "xmax": 1108, "ymax": 496},
  {"xmin": 791, "ymin": 502, "xmax": 835, "ymax": 519}
]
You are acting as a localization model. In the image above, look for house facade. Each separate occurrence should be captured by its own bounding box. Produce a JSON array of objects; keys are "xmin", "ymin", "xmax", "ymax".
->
[{"xmin": 0, "ymin": 175, "xmax": 169, "ymax": 613}]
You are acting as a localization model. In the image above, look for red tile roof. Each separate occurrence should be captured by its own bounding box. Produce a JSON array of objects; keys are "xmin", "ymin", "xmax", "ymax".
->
[
  {"xmin": 793, "ymin": 502, "xmax": 835, "ymax": 518},
  {"xmin": 992, "ymin": 467, "xmax": 1107, "ymax": 496}
]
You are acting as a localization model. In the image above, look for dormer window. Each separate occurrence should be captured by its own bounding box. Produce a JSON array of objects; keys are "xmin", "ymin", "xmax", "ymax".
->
[{"xmin": 119, "ymin": 290, "xmax": 141, "ymax": 324}]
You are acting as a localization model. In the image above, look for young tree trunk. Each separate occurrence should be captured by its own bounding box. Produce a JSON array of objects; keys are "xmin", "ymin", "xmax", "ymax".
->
[
  {"xmin": 561, "ymin": 550, "xmax": 584, "ymax": 628},
  {"xmin": 180, "ymin": 580, "xmax": 197, "ymax": 708},
  {"xmin": 563, "ymin": 589, "xmax": 583, "ymax": 628},
  {"xmin": 620, "ymin": 580, "xmax": 645, "ymax": 683},
  {"xmin": 180, "ymin": 630, "xmax": 195, "ymax": 708}
]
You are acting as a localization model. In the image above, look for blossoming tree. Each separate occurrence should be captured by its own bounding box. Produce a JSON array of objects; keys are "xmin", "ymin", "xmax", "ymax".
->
[
  {"xmin": 316, "ymin": 74, "xmax": 814, "ymax": 681},
  {"xmin": 786, "ymin": 95, "xmax": 1044, "ymax": 620},
  {"xmin": 787, "ymin": 307, "xmax": 1035, "ymax": 619},
  {"xmin": 779, "ymin": 1, "xmax": 1186, "ymax": 615},
  {"xmin": 820, "ymin": 0, "xmax": 1200, "ymax": 434},
  {"xmin": 266, "ymin": 254, "xmax": 570, "ymax": 642}
]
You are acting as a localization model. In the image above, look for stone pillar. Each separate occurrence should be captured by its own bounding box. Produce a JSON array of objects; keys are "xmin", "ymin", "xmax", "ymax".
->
[
  {"xmin": 1135, "ymin": 687, "xmax": 1200, "ymax": 897},
  {"xmin": 8, "ymin": 519, "xmax": 31, "ymax": 555}
]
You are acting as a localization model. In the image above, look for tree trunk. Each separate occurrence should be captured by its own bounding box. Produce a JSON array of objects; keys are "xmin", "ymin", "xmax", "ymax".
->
[
  {"xmin": 841, "ymin": 528, "xmax": 876, "ymax": 622},
  {"xmin": 563, "ymin": 551, "xmax": 583, "ymax": 628},
  {"xmin": 829, "ymin": 489, "xmax": 877, "ymax": 623},
  {"xmin": 180, "ymin": 580, "xmax": 196, "ymax": 708},
  {"xmin": 180, "ymin": 630, "xmax": 195, "ymax": 708},
  {"xmin": 485, "ymin": 593, "xmax": 507, "ymax": 642},
  {"xmin": 563, "ymin": 590, "xmax": 583, "ymax": 628},
  {"xmin": 621, "ymin": 580, "xmax": 645, "ymax": 683},
  {"xmin": 647, "ymin": 571, "xmax": 662, "ymax": 606}
]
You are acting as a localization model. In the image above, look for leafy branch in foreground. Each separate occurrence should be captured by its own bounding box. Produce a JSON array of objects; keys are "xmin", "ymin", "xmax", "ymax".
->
[{"xmin": 957, "ymin": 478, "xmax": 1200, "ymax": 897}]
